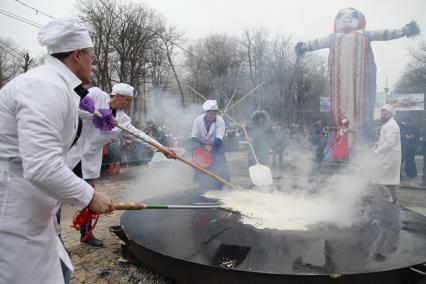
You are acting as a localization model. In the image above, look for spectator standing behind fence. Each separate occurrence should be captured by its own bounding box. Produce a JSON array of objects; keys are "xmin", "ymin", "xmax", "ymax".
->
[
  {"xmin": 400, "ymin": 118, "xmax": 419, "ymax": 179},
  {"xmin": 149, "ymin": 123, "xmax": 171, "ymax": 147},
  {"xmin": 309, "ymin": 119, "xmax": 326, "ymax": 172}
]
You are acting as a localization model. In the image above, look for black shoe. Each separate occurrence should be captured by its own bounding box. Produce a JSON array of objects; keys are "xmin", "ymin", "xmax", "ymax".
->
[{"xmin": 81, "ymin": 234, "xmax": 104, "ymax": 247}]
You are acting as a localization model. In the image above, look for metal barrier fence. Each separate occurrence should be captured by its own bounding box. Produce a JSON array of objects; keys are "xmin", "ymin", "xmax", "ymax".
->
[
  {"xmin": 102, "ymin": 141, "xmax": 154, "ymax": 167},
  {"xmin": 102, "ymin": 136, "xmax": 241, "ymax": 170}
]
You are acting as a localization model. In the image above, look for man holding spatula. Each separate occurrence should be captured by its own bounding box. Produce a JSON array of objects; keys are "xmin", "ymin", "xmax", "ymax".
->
[
  {"xmin": 191, "ymin": 100, "xmax": 230, "ymax": 189},
  {"xmin": 0, "ymin": 17, "xmax": 114, "ymax": 284},
  {"xmin": 68, "ymin": 83, "xmax": 176, "ymax": 246}
]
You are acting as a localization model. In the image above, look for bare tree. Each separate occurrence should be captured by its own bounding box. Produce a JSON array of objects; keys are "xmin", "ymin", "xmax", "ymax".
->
[
  {"xmin": 266, "ymin": 35, "xmax": 293, "ymax": 123},
  {"xmin": 242, "ymin": 29, "xmax": 269, "ymax": 107},
  {"xmin": 21, "ymin": 53, "xmax": 34, "ymax": 73},
  {"xmin": 185, "ymin": 43, "xmax": 213, "ymax": 104},
  {"xmin": 160, "ymin": 26, "xmax": 186, "ymax": 108},
  {"xmin": 0, "ymin": 38, "xmax": 24, "ymax": 88},
  {"xmin": 395, "ymin": 41, "xmax": 426, "ymax": 94},
  {"xmin": 188, "ymin": 34, "xmax": 244, "ymax": 108},
  {"xmin": 79, "ymin": 0, "xmax": 119, "ymax": 92},
  {"xmin": 79, "ymin": 0, "xmax": 174, "ymax": 126}
]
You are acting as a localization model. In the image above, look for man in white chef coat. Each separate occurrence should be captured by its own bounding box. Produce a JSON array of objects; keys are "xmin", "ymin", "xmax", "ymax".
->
[
  {"xmin": 191, "ymin": 100, "xmax": 230, "ymax": 189},
  {"xmin": 65, "ymin": 87, "xmax": 117, "ymax": 247},
  {"xmin": 66, "ymin": 84, "xmax": 175, "ymax": 246},
  {"xmin": 106, "ymin": 83, "xmax": 176, "ymax": 158},
  {"xmin": 0, "ymin": 17, "xmax": 114, "ymax": 284},
  {"xmin": 373, "ymin": 104, "xmax": 402, "ymax": 206}
]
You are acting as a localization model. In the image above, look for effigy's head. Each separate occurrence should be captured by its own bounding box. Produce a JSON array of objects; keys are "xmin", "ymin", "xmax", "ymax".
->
[
  {"xmin": 334, "ymin": 8, "xmax": 366, "ymax": 33},
  {"xmin": 341, "ymin": 117, "xmax": 350, "ymax": 126}
]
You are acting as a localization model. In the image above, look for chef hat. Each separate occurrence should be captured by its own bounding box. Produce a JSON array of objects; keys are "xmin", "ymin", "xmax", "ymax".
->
[
  {"xmin": 381, "ymin": 104, "xmax": 395, "ymax": 115},
  {"xmin": 202, "ymin": 100, "xmax": 218, "ymax": 112},
  {"xmin": 112, "ymin": 83, "xmax": 134, "ymax": 97},
  {"xmin": 38, "ymin": 17, "xmax": 93, "ymax": 54}
]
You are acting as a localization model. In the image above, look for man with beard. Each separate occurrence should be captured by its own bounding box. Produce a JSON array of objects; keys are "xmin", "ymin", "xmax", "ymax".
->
[{"xmin": 373, "ymin": 104, "xmax": 402, "ymax": 205}]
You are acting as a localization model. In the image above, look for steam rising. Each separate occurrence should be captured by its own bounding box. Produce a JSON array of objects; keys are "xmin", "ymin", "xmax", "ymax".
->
[
  {"xmin": 132, "ymin": 89, "xmax": 381, "ymax": 232},
  {"xmin": 145, "ymin": 88, "xmax": 202, "ymax": 134},
  {"xmin": 205, "ymin": 147, "xmax": 379, "ymax": 231}
]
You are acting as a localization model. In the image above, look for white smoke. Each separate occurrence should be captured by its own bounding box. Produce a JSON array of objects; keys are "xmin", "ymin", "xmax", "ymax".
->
[
  {"xmin": 205, "ymin": 148, "xmax": 380, "ymax": 231},
  {"xmin": 145, "ymin": 88, "xmax": 202, "ymax": 135}
]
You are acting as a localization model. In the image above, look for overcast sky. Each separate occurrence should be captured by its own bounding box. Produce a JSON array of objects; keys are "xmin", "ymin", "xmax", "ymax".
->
[{"xmin": 1, "ymin": 0, "xmax": 425, "ymax": 91}]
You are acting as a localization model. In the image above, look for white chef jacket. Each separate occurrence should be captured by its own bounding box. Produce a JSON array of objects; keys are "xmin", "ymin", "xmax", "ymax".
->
[
  {"xmin": 67, "ymin": 92, "xmax": 159, "ymax": 178},
  {"xmin": 0, "ymin": 55, "xmax": 94, "ymax": 284},
  {"xmin": 66, "ymin": 87, "xmax": 118, "ymax": 179},
  {"xmin": 191, "ymin": 113, "xmax": 225, "ymax": 145},
  {"xmin": 374, "ymin": 117, "xmax": 402, "ymax": 185}
]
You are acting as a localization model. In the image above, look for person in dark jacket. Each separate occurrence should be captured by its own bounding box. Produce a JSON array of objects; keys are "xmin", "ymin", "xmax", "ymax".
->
[
  {"xmin": 271, "ymin": 124, "xmax": 286, "ymax": 168},
  {"xmin": 419, "ymin": 125, "xmax": 426, "ymax": 186},
  {"xmin": 400, "ymin": 118, "xmax": 419, "ymax": 179},
  {"xmin": 246, "ymin": 110, "xmax": 274, "ymax": 167},
  {"xmin": 310, "ymin": 119, "xmax": 326, "ymax": 172}
]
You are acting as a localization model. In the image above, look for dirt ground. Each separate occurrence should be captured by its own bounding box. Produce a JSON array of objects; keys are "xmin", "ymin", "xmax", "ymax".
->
[{"xmin": 61, "ymin": 152, "xmax": 426, "ymax": 283}]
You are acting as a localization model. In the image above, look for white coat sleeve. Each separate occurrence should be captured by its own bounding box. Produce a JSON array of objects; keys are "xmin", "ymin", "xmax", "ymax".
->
[
  {"xmin": 78, "ymin": 109, "xmax": 93, "ymax": 122},
  {"xmin": 118, "ymin": 112, "xmax": 160, "ymax": 148},
  {"xmin": 16, "ymin": 80, "xmax": 93, "ymax": 209},
  {"xmin": 191, "ymin": 116, "xmax": 201, "ymax": 139},
  {"xmin": 375, "ymin": 126, "xmax": 400, "ymax": 155},
  {"xmin": 215, "ymin": 117, "xmax": 225, "ymax": 140}
]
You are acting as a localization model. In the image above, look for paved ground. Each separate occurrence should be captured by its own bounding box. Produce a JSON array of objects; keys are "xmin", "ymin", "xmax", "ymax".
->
[{"xmin": 62, "ymin": 151, "xmax": 426, "ymax": 283}]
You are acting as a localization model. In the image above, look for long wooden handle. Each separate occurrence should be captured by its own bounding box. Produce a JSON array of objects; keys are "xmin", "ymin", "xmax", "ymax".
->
[
  {"xmin": 241, "ymin": 127, "xmax": 260, "ymax": 165},
  {"xmin": 97, "ymin": 101, "xmax": 235, "ymax": 188},
  {"xmin": 225, "ymin": 81, "xmax": 265, "ymax": 113},
  {"xmin": 116, "ymin": 124, "xmax": 235, "ymax": 188},
  {"xmin": 114, "ymin": 202, "xmax": 145, "ymax": 210},
  {"xmin": 113, "ymin": 202, "xmax": 223, "ymax": 210}
]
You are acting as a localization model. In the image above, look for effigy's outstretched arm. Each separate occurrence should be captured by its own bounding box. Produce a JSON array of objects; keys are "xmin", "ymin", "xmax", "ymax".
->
[
  {"xmin": 369, "ymin": 21, "xmax": 420, "ymax": 41},
  {"xmin": 295, "ymin": 35, "xmax": 331, "ymax": 56}
]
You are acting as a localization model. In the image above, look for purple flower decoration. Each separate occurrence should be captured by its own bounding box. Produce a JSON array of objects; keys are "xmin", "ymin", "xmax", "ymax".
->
[
  {"xmin": 79, "ymin": 96, "xmax": 95, "ymax": 113},
  {"xmin": 92, "ymin": 108, "xmax": 113, "ymax": 131}
]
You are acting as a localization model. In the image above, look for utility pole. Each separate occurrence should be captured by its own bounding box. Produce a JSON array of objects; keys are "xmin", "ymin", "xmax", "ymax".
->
[{"xmin": 384, "ymin": 76, "xmax": 389, "ymax": 103}]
